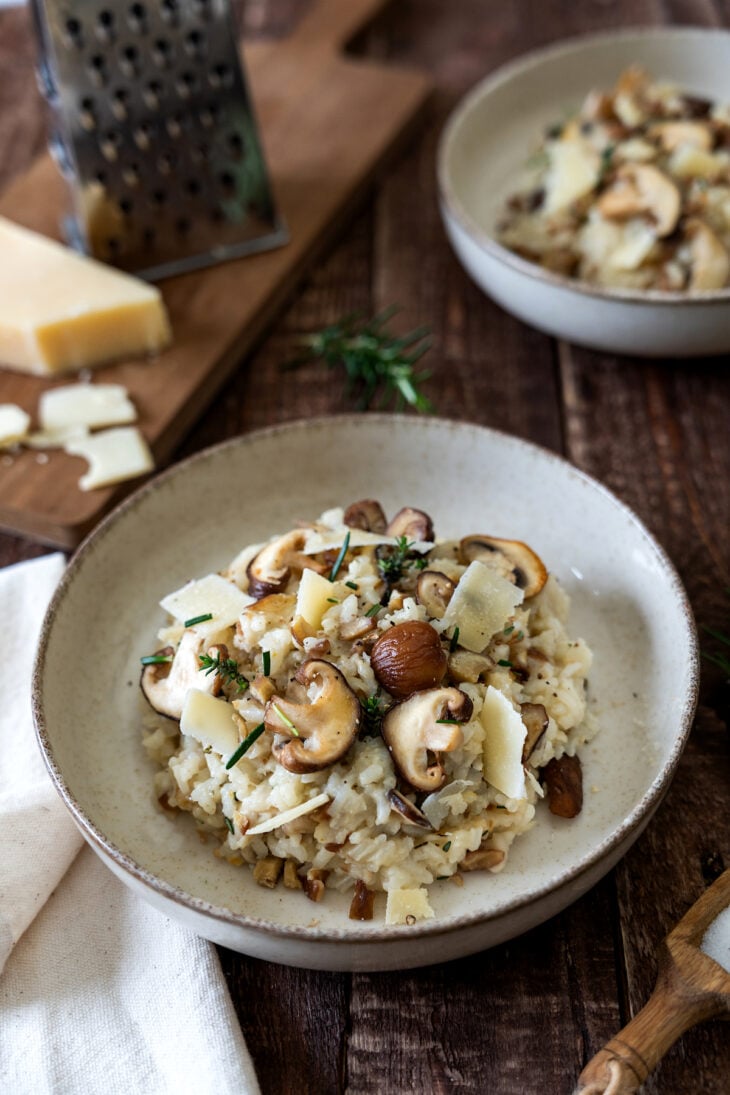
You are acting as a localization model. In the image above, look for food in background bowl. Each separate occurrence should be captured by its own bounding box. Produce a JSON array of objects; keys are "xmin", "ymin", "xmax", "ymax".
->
[
  {"xmin": 498, "ymin": 67, "xmax": 730, "ymax": 291},
  {"xmin": 140, "ymin": 502, "xmax": 596, "ymax": 925}
]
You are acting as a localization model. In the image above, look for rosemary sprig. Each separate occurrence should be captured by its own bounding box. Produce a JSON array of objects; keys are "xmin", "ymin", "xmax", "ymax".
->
[
  {"xmin": 198, "ymin": 652, "xmax": 249, "ymax": 692},
  {"xmin": 360, "ymin": 694, "xmax": 386, "ymax": 738},
  {"xmin": 702, "ymin": 624, "xmax": 730, "ymax": 677},
  {"xmin": 293, "ymin": 309, "xmax": 433, "ymax": 413}
]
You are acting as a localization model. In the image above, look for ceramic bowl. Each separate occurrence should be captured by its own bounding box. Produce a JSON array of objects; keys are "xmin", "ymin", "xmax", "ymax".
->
[
  {"xmin": 438, "ymin": 27, "xmax": 730, "ymax": 357},
  {"xmin": 33, "ymin": 416, "xmax": 698, "ymax": 971}
]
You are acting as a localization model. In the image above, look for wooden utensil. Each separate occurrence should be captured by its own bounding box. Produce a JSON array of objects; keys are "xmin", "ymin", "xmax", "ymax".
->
[
  {"xmin": 0, "ymin": 0, "xmax": 430, "ymax": 548},
  {"xmin": 575, "ymin": 869, "xmax": 730, "ymax": 1094}
]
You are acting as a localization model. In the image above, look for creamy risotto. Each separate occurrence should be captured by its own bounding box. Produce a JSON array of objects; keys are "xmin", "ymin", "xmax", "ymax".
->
[
  {"xmin": 498, "ymin": 67, "xmax": 730, "ymax": 291},
  {"xmin": 141, "ymin": 502, "xmax": 596, "ymax": 925}
]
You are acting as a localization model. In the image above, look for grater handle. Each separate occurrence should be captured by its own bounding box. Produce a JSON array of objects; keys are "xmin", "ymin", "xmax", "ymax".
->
[{"xmin": 288, "ymin": 0, "xmax": 393, "ymax": 54}]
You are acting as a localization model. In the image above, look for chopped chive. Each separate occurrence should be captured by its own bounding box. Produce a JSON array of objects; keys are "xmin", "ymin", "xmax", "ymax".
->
[
  {"xmin": 184, "ymin": 612, "xmax": 213, "ymax": 627},
  {"xmin": 326, "ymin": 597, "xmax": 339, "ymax": 604},
  {"xmin": 140, "ymin": 653, "xmax": 172, "ymax": 665},
  {"xmin": 497, "ymin": 659, "xmax": 513, "ymax": 668},
  {"xmin": 503, "ymin": 624, "xmax": 515, "ymax": 635},
  {"xmin": 262, "ymin": 650, "xmax": 271, "ymax": 676},
  {"xmin": 515, "ymin": 631, "xmax": 524, "ymax": 642},
  {"xmin": 365, "ymin": 603, "xmax": 381, "ymax": 618},
  {"xmin": 224, "ymin": 816, "xmax": 235, "ymax": 833},
  {"xmin": 345, "ymin": 581, "xmax": 359, "ymax": 591},
  {"xmin": 272, "ymin": 703, "xmax": 300, "ymax": 737},
  {"xmin": 442, "ymin": 841, "xmax": 452, "ymax": 852},
  {"xmin": 436, "ymin": 717, "xmax": 460, "ymax": 724},
  {"xmin": 436, "ymin": 875, "xmax": 449, "ymax": 881},
  {"xmin": 329, "ymin": 531, "xmax": 350, "ymax": 581},
  {"xmin": 449, "ymin": 627, "xmax": 460, "ymax": 653},
  {"xmin": 225, "ymin": 722, "xmax": 266, "ymax": 769}
]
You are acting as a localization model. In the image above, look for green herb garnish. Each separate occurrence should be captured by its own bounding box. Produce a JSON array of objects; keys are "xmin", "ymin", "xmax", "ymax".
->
[
  {"xmin": 503, "ymin": 624, "xmax": 515, "ymax": 636},
  {"xmin": 497, "ymin": 659, "xmax": 513, "ymax": 668},
  {"xmin": 436, "ymin": 717, "xmax": 460, "ymax": 725},
  {"xmin": 293, "ymin": 309, "xmax": 433, "ymax": 413},
  {"xmin": 598, "ymin": 144, "xmax": 615, "ymax": 182},
  {"xmin": 702, "ymin": 624, "xmax": 730, "ymax": 677},
  {"xmin": 184, "ymin": 612, "xmax": 213, "ymax": 628},
  {"xmin": 326, "ymin": 597, "xmax": 339, "ymax": 604},
  {"xmin": 449, "ymin": 627, "xmax": 460, "ymax": 653},
  {"xmin": 224, "ymin": 816, "xmax": 235, "ymax": 834},
  {"xmin": 345, "ymin": 580, "xmax": 359, "ymax": 591},
  {"xmin": 262, "ymin": 650, "xmax": 271, "ymax": 677},
  {"xmin": 378, "ymin": 535, "xmax": 428, "ymax": 584},
  {"xmin": 329, "ymin": 531, "xmax": 350, "ymax": 581},
  {"xmin": 140, "ymin": 653, "xmax": 172, "ymax": 666},
  {"xmin": 226, "ymin": 722, "xmax": 266, "ymax": 769},
  {"xmin": 198, "ymin": 652, "xmax": 249, "ymax": 692},
  {"xmin": 360, "ymin": 694, "xmax": 386, "ymax": 738},
  {"xmin": 272, "ymin": 703, "xmax": 300, "ymax": 737},
  {"xmin": 365, "ymin": 603, "xmax": 381, "ymax": 618},
  {"xmin": 442, "ymin": 841, "xmax": 452, "ymax": 852}
]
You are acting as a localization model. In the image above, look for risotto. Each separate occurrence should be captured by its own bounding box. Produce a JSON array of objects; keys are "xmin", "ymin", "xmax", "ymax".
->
[{"xmin": 141, "ymin": 502, "xmax": 596, "ymax": 925}]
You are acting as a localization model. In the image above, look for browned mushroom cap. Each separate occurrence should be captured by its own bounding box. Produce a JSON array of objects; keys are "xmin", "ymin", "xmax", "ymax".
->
[
  {"xmin": 542, "ymin": 754, "xmax": 583, "ymax": 818},
  {"xmin": 343, "ymin": 499, "xmax": 387, "ymax": 533},
  {"xmin": 448, "ymin": 649, "xmax": 492, "ymax": 684},
  {"xmin": 382, "ymin": 686, "xmax": 473, "ymax": 792},
  {"xmin": 264, "ymin": 659, "xmax": 361, "ymax": 773},
  {"xmin": 416, "ymin": 570, "xmax": 455, "ymax": 620},
  {"xmin": 246, "ymin": 530, "xmax": 327, "ymax": 599},
  {"xmin": 520, "ymin": 702, "xmax": 549, "ymax": 763},
  {"xmin": 387, "ymin": 788, "xmax": 434, "ymax": 830},
  {"xmin": 686, "ymin": 218, "xmax": 730, "ymax": 290},
  {"xmin": 459, "ymin": 535, "xmax": 547, "ymax": 598},
  {"xmin": 596, "ymin": 164, "xmax": 680, "ymax": 238},
  {"xmin": 140, "ymin": 632, "xmax": 224, "ymax": 719},
  {"xmin": 386, "ymin": 506, "xmax": 434, "ymax": 542}
]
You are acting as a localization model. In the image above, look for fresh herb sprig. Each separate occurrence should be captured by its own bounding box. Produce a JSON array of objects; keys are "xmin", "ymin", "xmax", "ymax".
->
[
  {"xmin": 378, "ymin": 535, "xmax": 428, "ymax": 584},
  {"xmin": 198, "ymin": 652, "xmax": 249, "ymax": 692},
  {"xmin": 702, "ymin": 624, "xmax": 730, "ymax": 677},
  {"xmin": 294, "ymin": 309, "xmax": 433, "ymax": 413},
  {"xmin": 360, "ymin": 695, "xmax": 386, "ymax": 738}
]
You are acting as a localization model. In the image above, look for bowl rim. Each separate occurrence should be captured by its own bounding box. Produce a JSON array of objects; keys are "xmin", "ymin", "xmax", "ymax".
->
[
  {"xmin": 437, "ymin": 24, "xmax": 730, "ymax": 308},
  {"xmin": 32, "ymin": 414, "xmax": 700, "ymax": 944}
]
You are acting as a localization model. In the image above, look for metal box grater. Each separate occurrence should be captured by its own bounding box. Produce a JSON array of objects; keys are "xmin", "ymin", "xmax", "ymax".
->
[{"xmin": 30, "ymin": 0, "xmax": 287, "ymax": 280}]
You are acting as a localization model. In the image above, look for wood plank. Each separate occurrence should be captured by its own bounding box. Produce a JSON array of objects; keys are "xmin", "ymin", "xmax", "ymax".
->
[{"xmin": 0, "ymin": 0, "xmax": 430, "ymax": 547}]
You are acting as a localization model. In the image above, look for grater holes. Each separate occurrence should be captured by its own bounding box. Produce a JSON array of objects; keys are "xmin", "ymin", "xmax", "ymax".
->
[
  {"xmin": 95, "ymin": 10, "xmax": 115, "ymax": 43},
  {"xmin": 149, "ymin": 188, "xmax": 167, "ymax": 208},
  {"xmin": 166, "ymin": 114, "xmax": 183, "ymax": 139},
  {"xmin": 184, "ymin": 29, "xmax": 204, "ymax": 58},
  {"xmin": 79, "ymin": 97, "xmax": 96, "ymax": 132},
  {"xmin": 127, "ymin": 2, "xmax": 147, "ymax": 33},
  {"xmin": 190, "ymin": 142, "xmax": 209, "ymax": 164},
  {"xmin": 192, "ymin": 0, "xmax": 212, "ymax": 18},
  {"xmin": 175, "ymin": 71, "xmax": 198, "ymax": 101},
  {"xmin": 87, "ymin": 55, "xmax": 108, "ymax": 88},
  {"xmin": 106, "ymin": 236, "xmax": 122, "ymax": 258},
  {"xmin": 111, "ymin": 89, "xmax": 128, "ymax": 122},
  {"xmin": 218, "ymin": 171, "xmax": 236, "ymax": 197},
  {"xmin": 143, "ymin": 80, "xmax": 162, "ymax": 110},
  {"xmin": 185, "ymin": 178, "xmax": 201, "ymax": 197},
  {"xmin": 156, "ymin": 151, "xmax": 175, "ymax": 175},
  {"xmin": 133, "ymin": 122, "xmax": 153, "ymax": 151},
  {"xmin": 208, "ymin": 63, "xmax": 233, "ymax": 90},
  {"xmin": 119, "ymin": 44, "xmax": 139, "ymax": 79},
  {"xmin": 175, "ymin": 216, "xmax": 191, "ymax": 236},
  {"xmin": 160, "ymin": 0, "xmax": 179, "ymax": 25},
  {"xmin": 210, "ymin": 206, "xmax": 226, "ymax": 224},
  {"xmin": 142, "ymin": 226, "xmax": 156, "ymax": 247},
  {"xmin": 152, "ymin": 38, "xmax": 172, "ymax": 68},
  {"xmin": 227, "ymin": 132, "xmax": 244, "ymax": 159},
  {"xmin": 119, "ymin": 197, "xmax": 133, "ymax": 216},
  {"xmin": 198, "ymin": 103, "xmax": 219, "ymax": 129},
  {"xmin": 100, "ymin": 131, "xmax": 122, "ymax": 162},
  {"xmin": 63, "ymin": 17, "xmax": 83, "ymax": 48},
  {"xmin": 122, "ymin": 163, "xmax": 140, "ymax": 187}
]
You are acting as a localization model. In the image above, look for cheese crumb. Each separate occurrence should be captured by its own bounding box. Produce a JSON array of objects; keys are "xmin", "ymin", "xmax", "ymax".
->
[{"xmin": 65, "ymin": 426, "xmax": 154, "ymax": 490}]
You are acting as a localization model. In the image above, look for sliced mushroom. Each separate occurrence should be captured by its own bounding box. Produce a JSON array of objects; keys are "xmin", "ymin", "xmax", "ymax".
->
[
  {"xmin": 520, "ymin": 702, "xmax": 549, "ymax": 763},
  {"xmin": 344, "ymin": 499, "xmax": 387, "ymax": 533},
  {"xmin": 303, "ymin": 868, "xmax": 329, "ymax": 902},
  {"xmin": 283, "ymin": 860, "xmax": 303, "ymax": 890},
  {"xmin": 596, "ymin": 164, "xmax": 680, "ymax": 238},
  {"xmin": 459, "ymin": 535, "xmax": 547, "ymax": 599},
  {"xmin": 447, "ymin": 649, "xmax": 492, "ymax": 684},
  {"xmin": 542, "ymin": 754, "xmax": 583, "ymax": 818},
  {"xmin": 339, "ymin": 615, "xmax": 377, "ymax": 642},
  {"xmin": 649, "ymin": 120, "xmax": 712, "ymax": 153},
  {"xmin": 264, "ymin": 659, "xmax": 361, "ymax": 773},
  {"xmin": 387, "ymin": 788, "xmax": 434, "ymax": 830},
  {"xmin": 416, "ymin": 570, "xmax": 455, "ymax": 619},
  {"xmin": 460, "ymin": 848, "xmax": 505, "ymax": 871},
  {"xmin": 686, "ymin": 219, "xmax": 730, "ymax": 290},
  {"xmin": 140, "ymin": 631, "xmax": 223, "ymax": 719},
  {"xmin": 382, "ymin": 686, "xmax": 473, "ymax": 792},
  {"xmin": 253, "ymin": 856, "xmax": 284, "ymax": 889},
  {"xmin": 386, "ymin": 506, "xmax": 434, "ymax": 542},
  {"xmin": 246, "ymin": 529, "xmax": 327, "ymax": 599},
  {"xmin": 349, "ymin": 880, "xmax": 375, "ymax": 921}
]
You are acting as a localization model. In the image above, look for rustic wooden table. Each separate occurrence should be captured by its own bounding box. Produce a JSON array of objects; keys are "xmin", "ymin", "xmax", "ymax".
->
[{"xmin": 1, "ymin": 1, "xmax": 729, "ymax": 1092}]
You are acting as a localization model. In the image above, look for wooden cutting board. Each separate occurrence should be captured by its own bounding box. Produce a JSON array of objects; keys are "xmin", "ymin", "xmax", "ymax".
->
[{"xmin": 0, "ymin": 0, "xmax": 430, "ymax": 549}]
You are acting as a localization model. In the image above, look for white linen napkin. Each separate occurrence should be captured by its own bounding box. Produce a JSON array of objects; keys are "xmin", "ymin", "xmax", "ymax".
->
[{"xmin": 0, "ymin": 555, "xmax": 260, "ymax": 1095}]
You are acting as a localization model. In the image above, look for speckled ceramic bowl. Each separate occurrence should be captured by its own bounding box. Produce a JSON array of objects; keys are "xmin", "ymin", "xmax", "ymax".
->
[
  {"xmin": 438, "ymin": 27, "xmax": 730, "ymax": 356},
  {"xmin": 33, "ymin": 416, "xmax": 698, "ymax": 971}
]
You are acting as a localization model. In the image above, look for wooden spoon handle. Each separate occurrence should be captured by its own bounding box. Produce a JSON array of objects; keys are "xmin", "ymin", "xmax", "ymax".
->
[{"xmin": 574, "ymin": 958, "xmax": 725, "ymax": 1094}]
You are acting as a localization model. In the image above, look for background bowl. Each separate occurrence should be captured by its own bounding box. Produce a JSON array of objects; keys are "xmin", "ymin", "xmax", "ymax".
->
[
  {"xmin": 438, "ymin": 27, "xmax": 730, "ymax": 357},
  {"xmin": 33, "ymin": 416, "xmax": 698, "ymax": 971}
]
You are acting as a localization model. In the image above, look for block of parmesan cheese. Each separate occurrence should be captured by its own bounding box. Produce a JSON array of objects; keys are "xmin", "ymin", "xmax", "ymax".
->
[{"xmin": 0, "ymin": 217, "xmax": 171, "ymax": 375}]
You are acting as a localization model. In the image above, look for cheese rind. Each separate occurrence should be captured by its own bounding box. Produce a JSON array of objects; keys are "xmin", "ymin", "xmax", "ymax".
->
[
  {"xmin": 0, "ymin": 217, "xmax": 171, "ymax": 375},
  {"xmin": 39, "ymin": 383, "xmax": 137, "ymax": 431},
  {"xmin": 64, "ymin": 426, "xmax": 154, "ymax": 490}
]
